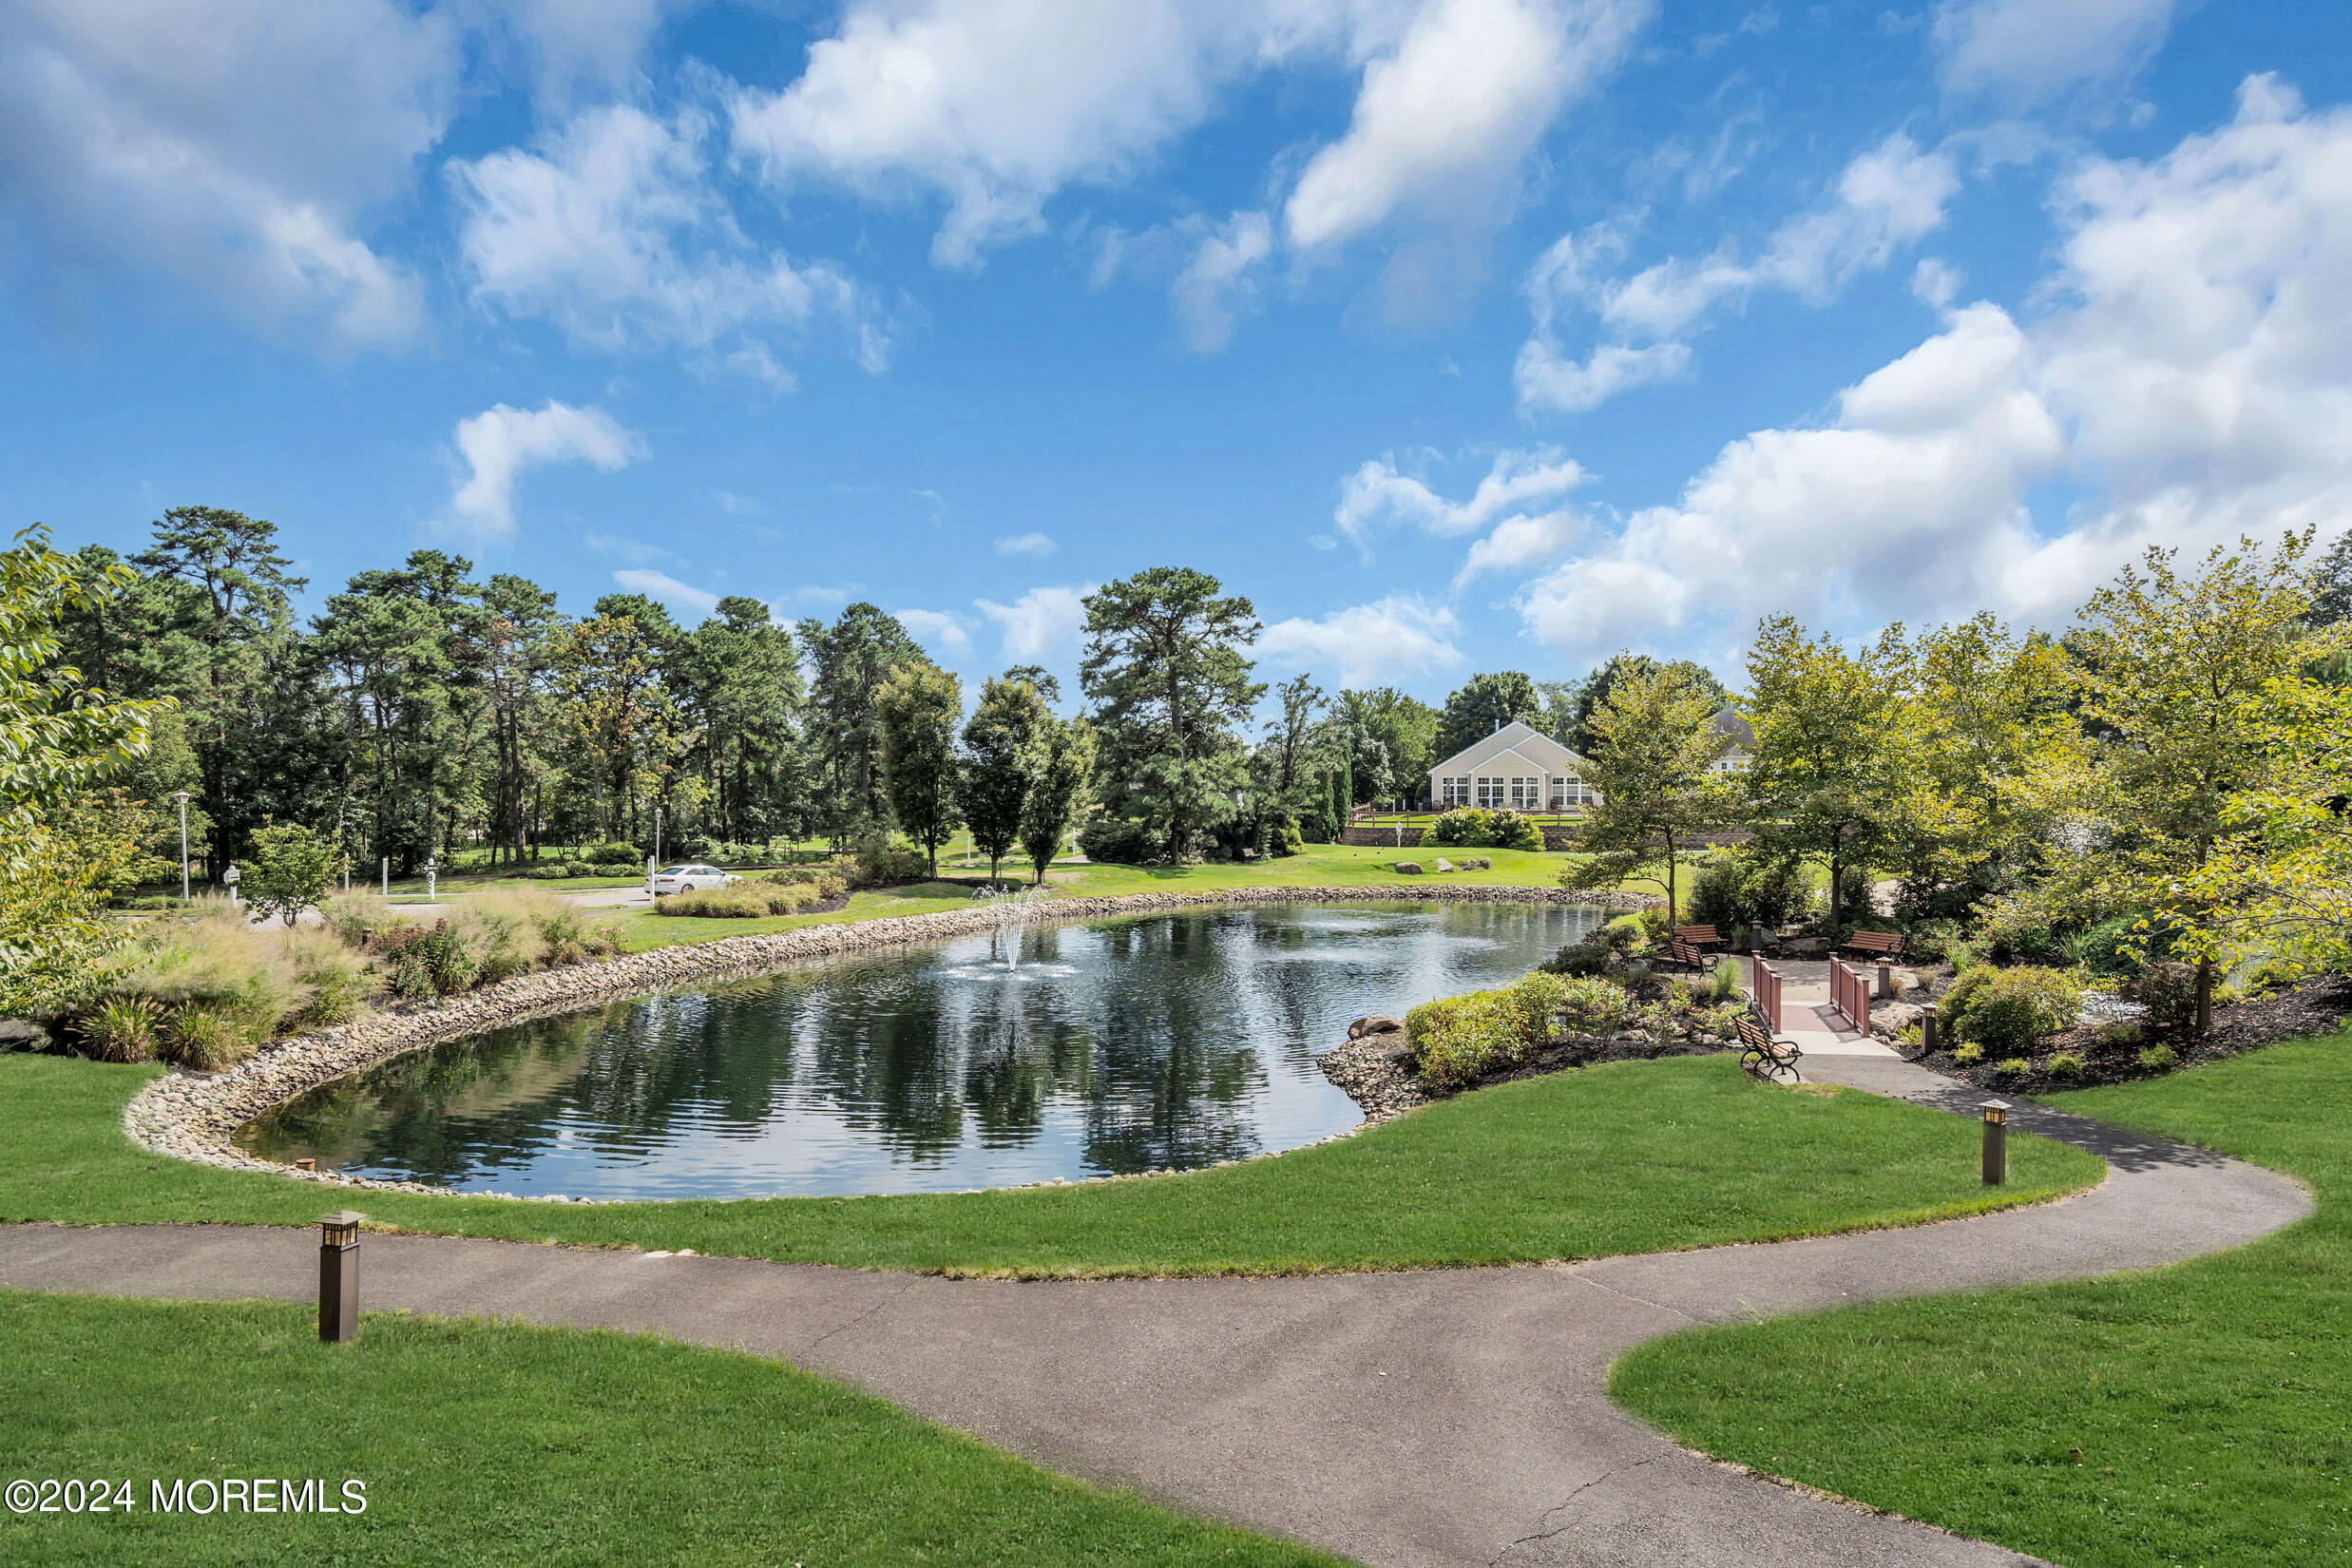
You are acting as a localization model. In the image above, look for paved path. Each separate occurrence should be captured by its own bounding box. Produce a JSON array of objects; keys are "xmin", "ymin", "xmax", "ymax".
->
[{"xmin": 0, "ymin": 1060, "xmax": 2308, "ymax": 1568}]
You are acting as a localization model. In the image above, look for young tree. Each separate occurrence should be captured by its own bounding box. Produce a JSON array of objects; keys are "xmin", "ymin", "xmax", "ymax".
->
[
  {"xmin": 1433, "ymin": 672, "xmax": 1541, "ymax": 762},
  {"xmin": 1080, "ymin": 568, "xmax": 1263, "ymax": 861},
  {"xmin": 244, "ymin": 820, "xmax": 335, "ymax": 927},
  {"xmin": 1338, "ymin": 686, "xmax": 1439, "ymax": 794},
  {"xmin": 1559, "ymin": 665, "xmax": 1731, "ymax": 916},
  {"xmin": 2069, "ymin": 532, "xmax": 2340, "ymax": 1032},
  {"xmin": 959, "ymin": 675, "xmax": 1049, "ymax": 882},
  {"xmin": 1019, "ymin": 713, "xmax": 1096, "ymax": 885},
  {"xmin": 1564, "ymin": 654, "xmax": 1727, "ymax": 756},
  {"xmin": 1743, "ymin": 617, "xmax": 1912, "ymax": 928},
  {"xmin": 877, "ymin": 662, "xmax": 963, "ymax": 876},
  {"xmin": 1, "ymin": 526, "xmax": 169, "ymax": 1010}
]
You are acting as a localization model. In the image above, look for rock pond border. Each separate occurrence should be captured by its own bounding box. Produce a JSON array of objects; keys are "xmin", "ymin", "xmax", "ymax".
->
[{"xmin": 126, "ymin": 883, "xmax": 1658, "ymax": 1199}]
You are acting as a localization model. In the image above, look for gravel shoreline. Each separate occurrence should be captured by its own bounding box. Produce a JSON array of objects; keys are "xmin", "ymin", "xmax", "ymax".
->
[{"xmin": 126, "ymin": 883, "xmax": 1657, "ymax": 1197}]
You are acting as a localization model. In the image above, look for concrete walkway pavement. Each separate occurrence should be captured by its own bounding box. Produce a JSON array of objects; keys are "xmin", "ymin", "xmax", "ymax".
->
[{"xmin": 0, "ymin": 1060, "xmax": 2309, "ymax": 1568}]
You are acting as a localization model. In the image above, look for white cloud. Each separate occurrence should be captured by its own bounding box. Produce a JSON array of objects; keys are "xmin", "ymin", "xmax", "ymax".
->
[
  {"xmin": 448, "ymin": 400, "xmax": 647, "ymax": 538},
  {"xmin": 451, "ymin": 104, "xmax": 870, "ymax": 378},
  {"xmin": 482, "ymin": 0, "xmax": 678, "ymax": 109},
  {"xmin": 1334, "ymin": 447, "xmax": 1586, "ymax": 556},
  {"xmin": 1171, "ymin": 210, "xmax": 1273, "ymax": 352},
  {"xmin": 1285, "ymin": 0, "xmax": 1651, "ymax": 251},
  {"xmin": 975, "ymin": 585, "xmax": 1091, "ymax": 661},
  {"xmin": 1517, "ymin": 133, "xmax": 1960, "ymax": 413},
  {"xmin": 1513, "ymin": 77, "xmax": 2352, "ymax": 654},
  {"xmin": 1455, "ymin": 508, "xmax": 1584, "ymax": 588},
  {"xmin": 611, "ymin": 569, "xmax": 719, "ymax": 616},
  {"xmin": 993, "ymin": 532, "xmax": 1059, "ymax": 558},
  {"xmin": 1257, "ymin": 596, "xmax": 1464, "ymax": 687},
  {"xmin": 0, "ymin": 0, "xmax": 454, "ymax": 347},
  {"xmin": 894, "ymin": 607, "xmax": 973, "ymax": 655},
  {"xmin": 781, "ymin": 584, "xmax": 857, "ymax": 609},
  {"xmin": 731, "ymin": 0, "xmax": 1650, "ymax": 296},
  {"xmin": 1936, "ymin": 0, "xmax": 2174, "ymax": 104}
]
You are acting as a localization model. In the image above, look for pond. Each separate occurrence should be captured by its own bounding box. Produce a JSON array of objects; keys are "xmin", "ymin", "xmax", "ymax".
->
[{"xmin": 234, "ymin": 901, "xmax": 1607, "ymax": 1199}]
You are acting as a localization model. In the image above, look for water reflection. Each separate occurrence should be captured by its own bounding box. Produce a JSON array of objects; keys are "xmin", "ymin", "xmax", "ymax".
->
[{"xmin": 236, "ymin": 901, "xmax": 1602, "ymax": 1198}]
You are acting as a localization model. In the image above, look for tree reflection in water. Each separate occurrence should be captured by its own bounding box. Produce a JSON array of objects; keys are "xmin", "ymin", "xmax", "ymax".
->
[{"xmin": 236, "ymin": 902, "xmax": 1602, "ymax": 1198}]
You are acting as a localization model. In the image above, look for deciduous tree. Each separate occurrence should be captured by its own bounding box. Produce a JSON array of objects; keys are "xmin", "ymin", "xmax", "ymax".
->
[
  {"xmin": 1558, "ymin": 664, "xmax": 1731, "ymax": 916},
  {"xmin": 877, "ymin": 662, "xmax": 963, "ymax": 877},
  {"xmin": 959, "ymin": 674, "xmax": 1048, "ymax": 882},
  {"xmin": 1020, "ymin": 713, "xmax": 1096, "ymax": 885}
]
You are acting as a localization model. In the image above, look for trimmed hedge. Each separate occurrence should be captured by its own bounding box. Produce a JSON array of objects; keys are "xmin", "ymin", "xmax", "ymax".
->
[{"xmin": 1406, "ymin": 972, "xmax": 1635, "ymax": 1091}]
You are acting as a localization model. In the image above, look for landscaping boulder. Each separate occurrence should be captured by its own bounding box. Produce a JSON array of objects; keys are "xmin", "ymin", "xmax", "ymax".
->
[
  {"xmin": 1348, "ymin": 1015, "xmax": 1405, "ymax": 1040},
  {"xmin": 1395, "ymin": 862, "xmax": 1424, "ymax": 874},
  {"xmin": 1783, "ymin": 936, "xmax": 1829, "ymax": 958},
  {"xmin": 1433, "ymin": 856, "xmax": 1455, "ymax": 872}
]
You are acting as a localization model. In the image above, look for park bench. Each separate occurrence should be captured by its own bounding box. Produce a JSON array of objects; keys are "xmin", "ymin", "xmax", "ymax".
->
[
  {"xmin": 1840, "ymin": 929, "xmax": 1907, "ymax": 963},
  {"xmin": 1663, "ymin": 935, "xmax": 1709, "ymax": 972},
  {"xmin": 1673, "ymin": 924, "xmax": 1726, "ymax": 951},
  {"xmin": 1734, "ymin": 1015, "xmax": 1803, "ymax": 1084}
]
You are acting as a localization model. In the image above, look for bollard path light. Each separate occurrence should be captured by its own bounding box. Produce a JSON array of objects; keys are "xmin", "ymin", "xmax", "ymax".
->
[
  {"xmin": 319, "ymin": 1212, "xmax": 364, "ymax": 1343},
  {"xmin": 173, "ymin": 792, "xmax": 191, "ymax": 902},
  {"xmin": 1980, "ymin": 1100, "xmax": 2010, "ymax": 1186}
]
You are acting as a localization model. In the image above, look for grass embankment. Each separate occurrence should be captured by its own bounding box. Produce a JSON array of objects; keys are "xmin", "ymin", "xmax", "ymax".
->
[
  {"xmin": 1614, "ymin": 1025, "xmax": 2352, "ymax": 1568},
  {"xmin": 605, "ymin": 845, "xmax": 1597, "ymax": 951},
  {"xmin": 1, "ymin": 1054, "xmax": 2096, "ymax": 1276},
  {"xmin": 0, "ymin": 1292, "xmax": 1326, "ymax": 1568}
]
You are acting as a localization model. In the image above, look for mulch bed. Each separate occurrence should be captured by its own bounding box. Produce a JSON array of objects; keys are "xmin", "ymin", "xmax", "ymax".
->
[
  {"xmin": 1912, "ymin": 975, "xmax": 2352, "ymax": 1094},
  {"xmin": 1318, "ymin": 1025, "xmax": 1733, "ymax": 1125}
]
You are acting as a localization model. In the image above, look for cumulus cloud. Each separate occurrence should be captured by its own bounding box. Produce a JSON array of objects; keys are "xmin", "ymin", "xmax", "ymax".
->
[
  {"xmin": 1257, "ymin": 596, "xmax": 1464, "ymax": 688},
  {"xmin": 449, "ymin": 400, "xmax": 646, "ymax": 538},
  {"xmin": 610, "ymin": 569, "xmax": 719, "ymax": 616},
  {"xmin": 451, "ymin": 104, "xmax": 871, "ymax": 379},
  {"xmin": 894, "ymin": 607, "xmax": 973, "ymax": 655},
  {"xmin": 0, "ymin": 0, "xmax": 455, "ymax": 347},
  {"xmin": 731, "ymin": 0, "xmax": 1650, "ymax": 296},
  {"xmin": 975, "ymin": 585, "xmax": 1091, "ymax": 661},
  {"xmin": 1512, "ymin": 77, "xmax": 2352, "ymax": 655},
  {"xmin": 1517, "ymin": 133, "xmax": 1960, "ymax": 413},
  {"xmin": 1334, "ymin": 447, "xmax": 1586, "ymax": 558},
  {"xmin": 1936, "ymin": 0, "xmax": 2174, "ymax": 104},
  {"xmin": 993, "ymin": 532, "xmax": 1059, "ymax": 558},
  {"xmin": 1285, "ymin": 0, "xmax": 1651, "ymax": 251}
]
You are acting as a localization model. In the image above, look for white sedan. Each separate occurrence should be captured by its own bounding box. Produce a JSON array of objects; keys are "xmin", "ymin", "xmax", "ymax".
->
[{"xmin": 646, "ymin": 863, "xmax": 742, "ymax": 896}]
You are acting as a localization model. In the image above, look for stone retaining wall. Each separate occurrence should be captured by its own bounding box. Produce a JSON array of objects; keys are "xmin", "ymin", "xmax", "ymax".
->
[{"xmin": 125, "ymin": 883, "xmax": 1660, "ymax": 1198}]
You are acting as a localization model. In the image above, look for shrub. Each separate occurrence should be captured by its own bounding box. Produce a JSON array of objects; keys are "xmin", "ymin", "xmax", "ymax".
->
[
  {"xmin": 78, "ymin": 997, "xmax": 162, "ymax": 1063},
  {"xmin": 1428, "ymin": 808, "xmax": 1492, "ymax": 846},
  {"xmin": 2094, "ymin": 1021, "xmax": 2143, "ymax": 1049},
  {"xmin": 1406, "ymin": 990, "xmax": 1517, "ymax": 1090},
  {"xmin": 373, "ymin": 921, "xmax": 475, "ymax": 998},
  {"xmin": 765, "ymin": 868, "xmax": 849, "ymax": 900},
  {"xmin": 1954, "ymin": 1042, "xmax": 1984, "ymax": 1065},
  {"xmin": 1550, "ymin": 973, "xmax": 1631, "ymax": 1036},
  {"xmin": 2121, "ymin": 961, "xmax": 2201, "ymax": 1037},
  {"xmin": 1265, "ymin": 813, "xmax": 1303, "ymax": 857},
  {"xmin": 657, "ymin": 886, "xmax": 770, "ymax": 918},
  {"xmin": 2048, "ymin": 1052, "xmax": 2087, "ymax": 1079},
  {"xmin": 2058, "ymin": 915, "xmax": 2139, "ymax": 978},
  {"xmin": 587, "ymin": 841, "xmax": 642, "ymax": 867},
  {"xmin": 1994, "ymin": 1058, "xmax": 2030, "ymax": 1078},
  {"xmin": 1078, "ymin": 815, "xmax": 1159, "ymax": 865},
  {"xmin": 1706, "ymin": 956, "xmax": 1744, "ymax": 1003},
  {"xmin": 95, "ymin": 900, "xmax": 301, "ymax": 1039},
  {"xmin": 1428, "ymin": 808, "xmax": 1541, "ymax": 850},
  {"xmin": 1901, "ymin": 919, "xmax": 1962, "ymax": 965},
  {"xmin": 162, "ymin": 1005, "xmax": 256, "ymax": 1072},
  {"xmin": 849, "ymin": 835, "xmax": 928, "ymax": 887},
  {"xmin": 280, "ymin": 927, "xmax": 371, "ymax": 1028},
  {"xmin": 320, "ymin": 890, "xmax": 401, "ymax": 949},
  {"xmin": 1487, "ymin": 810, "xmax": 1542, "ymax": 851},
  {"xmin": 1688, "ymin": 851, "xmax": 1807, "ymax": 932},
  {"xmin": 1941, "ymin": 965, "xmax": 2083, "ymax": 1055},
  {"xmin": 243, "ymin": 821, "xmax": 336, "ymax": 927},
  {"xmin": 2138, "ymin": 1043, "xmax": 2180, "ymax": 1072}
]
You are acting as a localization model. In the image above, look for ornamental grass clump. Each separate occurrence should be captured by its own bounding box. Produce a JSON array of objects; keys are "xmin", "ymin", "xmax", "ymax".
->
[{"xmin": 656, "ymin": 885, "xmax": 771, "ymax": 918}]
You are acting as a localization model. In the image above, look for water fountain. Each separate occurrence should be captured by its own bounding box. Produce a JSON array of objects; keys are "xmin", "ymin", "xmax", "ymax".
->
[{"xmin": 982, "ymin": 884, "xmax": 1047, "ymax": 970}]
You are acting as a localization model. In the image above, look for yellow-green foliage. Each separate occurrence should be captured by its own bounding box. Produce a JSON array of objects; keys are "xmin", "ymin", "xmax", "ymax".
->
[
  {"xmin": 1941, "ymin": 965, "xmax": 2084, "ymax": 1054},
  {"xmin": 1408, "ymin": 971, "xmax": 1624, "ymax": 1092},
  {"xmin": 656, "ymin": 885, "xmax": 771, "ymax": 918}
]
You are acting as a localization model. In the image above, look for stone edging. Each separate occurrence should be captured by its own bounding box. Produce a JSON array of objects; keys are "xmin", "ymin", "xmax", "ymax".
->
[{"xmin": 125, "ymin": 883, "xmax": 1658, "ymax": 1199}]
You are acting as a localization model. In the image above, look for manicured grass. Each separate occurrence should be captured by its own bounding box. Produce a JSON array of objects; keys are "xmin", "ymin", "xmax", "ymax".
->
[
  {"xmin": 0, "ymin": 1053, "xmax": 2096, "ymax": 1276},
  {"xmin": 0, "ymin": 1291, "xmax": 1327, "ymax": 1568},
  {"xmin": 1612, "ymin": 1025, "xmax": 2352, "ymax": 1568}
]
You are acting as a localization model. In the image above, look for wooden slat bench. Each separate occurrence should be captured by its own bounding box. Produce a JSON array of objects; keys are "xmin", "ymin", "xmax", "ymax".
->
[
  {"xmin": 1734, "ymin": 1016, "xmax": 1803, "ymax": 1084},
  {"xmin": 1840, "ymin": 929, "xmax": 1907, "ymax": 962},
  {"xmin": 1663, "ymin": 935, "xmax": 1709, "ymax": 971},
  {"xmin": 1673, "ymin": 924, "xmax": 1726, "ymax": 951}
]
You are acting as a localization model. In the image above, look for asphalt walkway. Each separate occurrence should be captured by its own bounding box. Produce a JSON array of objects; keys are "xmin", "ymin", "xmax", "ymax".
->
[{"xmin": 0, "ymin": 1058, "xmax": 2309, "ymax": 1568}]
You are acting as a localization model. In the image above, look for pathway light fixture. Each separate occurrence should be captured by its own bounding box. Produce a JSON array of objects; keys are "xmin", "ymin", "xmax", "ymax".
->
[
  {"xmin": 173, "ymin": 792, "xmax": 190, "ymax": 901},
  {"xmin": 1980, "ymin": 1100, "xmax": 2010, "ymax": 1185},
  {"xmin": 318, "ymin": 1212, "xmax": 364, "ymax": 1343}
]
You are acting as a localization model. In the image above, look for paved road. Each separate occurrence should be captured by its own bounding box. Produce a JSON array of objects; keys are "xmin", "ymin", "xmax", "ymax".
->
[{"xmin": 0, "ymin": 1060, "xmax": 2308, "ymax": 1567}]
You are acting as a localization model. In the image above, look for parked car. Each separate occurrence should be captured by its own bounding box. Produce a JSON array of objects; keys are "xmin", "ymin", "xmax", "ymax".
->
[{"xmin": 646, "ymin": 863, "xmax": 742, "ymax": 896}]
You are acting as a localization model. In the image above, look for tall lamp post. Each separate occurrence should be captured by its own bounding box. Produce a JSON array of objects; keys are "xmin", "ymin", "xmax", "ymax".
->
[{"xmin": 173, "ymin": 791, "xmax": 191, "ymax": 902}]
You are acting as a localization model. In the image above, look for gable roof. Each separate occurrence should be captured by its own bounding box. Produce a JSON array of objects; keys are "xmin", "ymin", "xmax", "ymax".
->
[
  {"xmin": 1430, "ymin": 720, "xmax": 1586, "ymax": 775},
  {"xmin": 1710, "ymin": 709, "xmax": 1755, "ymax": 749}
]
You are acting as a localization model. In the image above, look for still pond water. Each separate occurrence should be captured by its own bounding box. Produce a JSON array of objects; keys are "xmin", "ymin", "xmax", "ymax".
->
[{"xmin": 235, "ymin": 902, "xmax": 1604, "ymax": 1199}]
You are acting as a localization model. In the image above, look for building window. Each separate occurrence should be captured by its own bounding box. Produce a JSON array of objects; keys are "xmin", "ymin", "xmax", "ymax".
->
[{"xmin": 1477, "ymin": 775, "xmax": 1501, "ymax": 808}]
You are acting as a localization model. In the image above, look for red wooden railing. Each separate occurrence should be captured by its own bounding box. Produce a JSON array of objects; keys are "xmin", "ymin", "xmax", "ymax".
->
[
  {"xmin": 1828, "ymin": 954, "xmax": 1871, "ymax": 1033},
  {"xmin": 1751, "ymin": 953, "xmax": 1783, "ymax": 1033}
]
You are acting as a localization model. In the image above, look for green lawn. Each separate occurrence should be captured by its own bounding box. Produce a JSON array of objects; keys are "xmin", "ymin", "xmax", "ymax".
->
[
  {"xmin": 1612, "ymin": 1025, "xmax": 2352, "ymax": 1568},
  {"xmin": 0, "ymin": 1291, "xmax": 1329, "ymax": 1568},
  {"xmin": 1, "ymin": 1053, "xmax": 2096, "ymax": 1276}
]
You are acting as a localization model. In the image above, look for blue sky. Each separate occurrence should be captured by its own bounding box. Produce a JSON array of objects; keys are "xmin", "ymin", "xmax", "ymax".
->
[{"xmin": 3, "ymin": 0, "xmax": 2347, "ymax": 702}]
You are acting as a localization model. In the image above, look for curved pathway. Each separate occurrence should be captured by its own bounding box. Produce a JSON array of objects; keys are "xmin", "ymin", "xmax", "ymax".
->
[{"xmin": 0, "ymin": 1058, "xmax": 2309, "ymax": 1568}]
